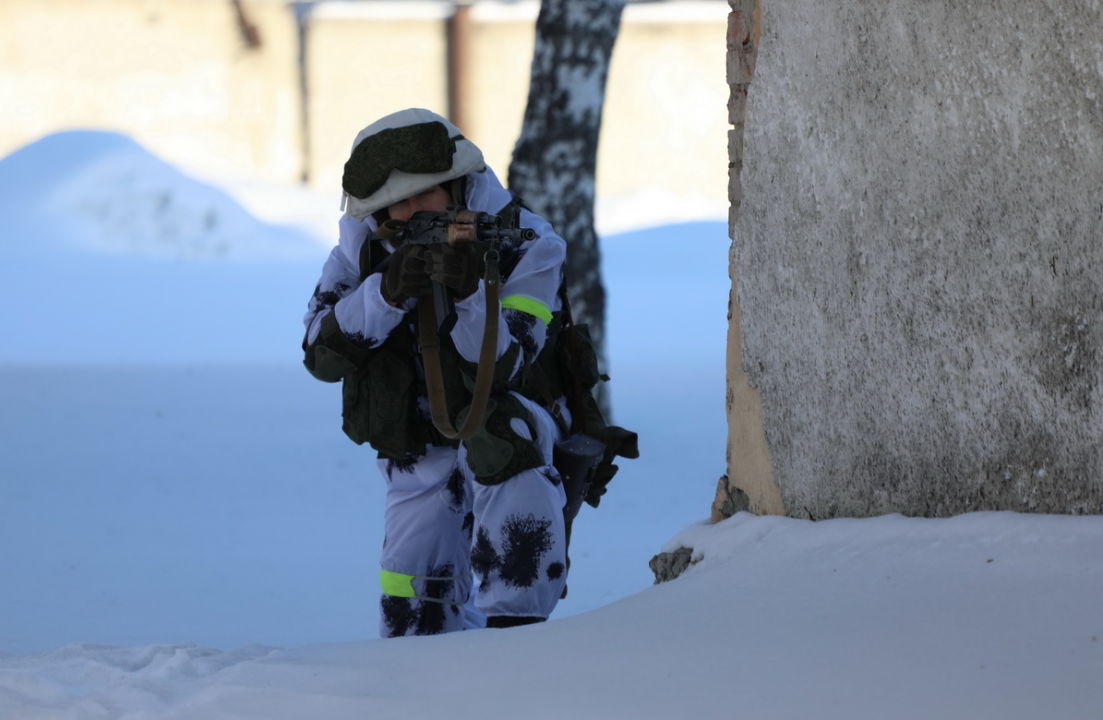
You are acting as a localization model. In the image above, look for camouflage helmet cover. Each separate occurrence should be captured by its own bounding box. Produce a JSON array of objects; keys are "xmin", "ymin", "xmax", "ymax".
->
[{"xmin": 341, "ymin": 108, "xmax": 486, "ymax": 220}]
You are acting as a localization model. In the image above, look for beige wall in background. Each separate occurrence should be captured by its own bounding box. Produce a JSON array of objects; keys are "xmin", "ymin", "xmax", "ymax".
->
[
  {"xmin": 0, "ymin": 0, "xmax": 729, "ymax": 224},
  {"xmin": 0, "ymin": 0, "xmax": 303, "ymax": 181},
  {"xmin": 600, "ymin": 5, "xmax": 730, "ymax": 216},
  {"xmin": 304, "ymin": 2, "xmax": 450, "ymax": 191},
  {"xmin": 457, "ymin": 4, "xmax": 534, "ymax": 180},
  {"xmin": 437, "ymin": 1, "xmax": 732, "ymax": 221},
  {"xmin": 303, "ymin": 0, "xmax": 730, "ymax": 219}
]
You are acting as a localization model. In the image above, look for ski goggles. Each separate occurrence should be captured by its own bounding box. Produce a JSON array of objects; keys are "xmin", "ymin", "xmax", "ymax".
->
[{"xmin": 342, "ymin": 121, "xmax": 459, "ymax": 200}]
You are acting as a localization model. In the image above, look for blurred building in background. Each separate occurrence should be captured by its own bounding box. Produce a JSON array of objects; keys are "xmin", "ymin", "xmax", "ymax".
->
[{"xmin": 0, "ymin": 0, "xmax": 730, "ymax": 231}]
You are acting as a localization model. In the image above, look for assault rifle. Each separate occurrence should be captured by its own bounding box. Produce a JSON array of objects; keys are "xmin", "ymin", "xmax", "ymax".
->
[
  {"xmin": 388, "ymin": 208, "xmax": 536, "ymax": 442},
  {"xmin": 393, "ymin": 208, "xmax": 536, "ymax": 333},
  {"xmin": 389, "ymin": 208, "xmax": 622, "ymax": 544},
  {"xmin": 396, "ymin": 207, "xmax": 536, "ymax": 247}
]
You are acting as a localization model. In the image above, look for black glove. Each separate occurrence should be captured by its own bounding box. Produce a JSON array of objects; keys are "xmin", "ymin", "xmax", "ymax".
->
[
  {"xmin": 381, "ymin": 244, "xmax": 431, "ymax": 305},
  {"xmin": 427, "ymin": 244, "xmax": 481, "ymax": 299}
]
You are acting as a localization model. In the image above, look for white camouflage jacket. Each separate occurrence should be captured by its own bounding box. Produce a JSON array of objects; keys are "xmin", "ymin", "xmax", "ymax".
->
[{"xmin": 303, "ymin": 165, "xmax": 566, "ymax": 405}]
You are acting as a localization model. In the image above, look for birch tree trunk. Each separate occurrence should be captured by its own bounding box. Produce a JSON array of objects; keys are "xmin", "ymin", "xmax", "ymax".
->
[{"xmin": 508, "ymin": 0, "xmax": 625, "ymax": 413}]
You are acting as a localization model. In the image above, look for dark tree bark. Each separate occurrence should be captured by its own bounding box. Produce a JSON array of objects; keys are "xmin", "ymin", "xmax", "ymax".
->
[{"xmin": 508, "ymin": 0, "xmax": 625, "ymax": 414}]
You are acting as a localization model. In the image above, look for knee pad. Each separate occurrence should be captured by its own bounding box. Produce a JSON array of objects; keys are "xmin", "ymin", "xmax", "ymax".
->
[{"xmin": 462, "ymin": 393, "xmax": 544, "ymax": 485}]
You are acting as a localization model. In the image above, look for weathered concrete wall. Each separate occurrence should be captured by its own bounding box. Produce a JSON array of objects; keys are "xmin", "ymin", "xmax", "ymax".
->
[
  {"xmin": 722, "ymin": 0, "xmax": 1103, "ymax": 518},
  {"xmin": 720, "ymin": 0, "xmax": 785, "ymax": 518}
]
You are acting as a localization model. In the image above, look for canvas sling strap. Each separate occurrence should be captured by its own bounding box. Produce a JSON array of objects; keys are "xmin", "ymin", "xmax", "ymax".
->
[{"xmin": 418, "ymin": 246, "xmax": 502, "ymax": 440}]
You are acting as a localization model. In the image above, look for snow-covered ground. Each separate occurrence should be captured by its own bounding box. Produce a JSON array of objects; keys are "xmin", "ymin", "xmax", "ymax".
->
[{"xmin": 1, "ymin": 131, "xmax": 1101, "ymax": 719}]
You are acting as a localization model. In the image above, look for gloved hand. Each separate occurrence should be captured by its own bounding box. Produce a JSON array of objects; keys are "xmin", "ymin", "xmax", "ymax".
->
[
  {"xmin": 381, "ymin": 244, "xmax": 431, "ymax": 305},
  {"xmin": 427, "ymin": 243, "xmax": 481, "ymax": 299}
]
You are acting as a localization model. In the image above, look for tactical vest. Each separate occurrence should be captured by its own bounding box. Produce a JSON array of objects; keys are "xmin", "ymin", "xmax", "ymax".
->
[{"xmin": 303, "ymin": 198, "xmax": 638, "ymax": 506}]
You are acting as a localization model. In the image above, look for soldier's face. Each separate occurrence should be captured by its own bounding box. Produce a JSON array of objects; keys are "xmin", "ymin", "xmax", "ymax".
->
[{"xmin": 387, "ymin": 185, "xmax": 451, "ymax": 223}]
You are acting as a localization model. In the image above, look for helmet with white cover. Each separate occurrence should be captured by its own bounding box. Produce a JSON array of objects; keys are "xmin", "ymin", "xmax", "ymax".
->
[{"xmin": 340, "ymin": 108, "xmax": 486, "ymax": 221}]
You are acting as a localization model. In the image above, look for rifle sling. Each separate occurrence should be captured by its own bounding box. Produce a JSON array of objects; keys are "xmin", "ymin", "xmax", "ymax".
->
[{"xmin": 418, "ymin": 251, "xmax": 501, "ymax": 440}]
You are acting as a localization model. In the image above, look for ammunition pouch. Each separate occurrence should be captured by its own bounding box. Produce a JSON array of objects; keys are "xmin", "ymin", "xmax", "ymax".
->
[
  {"xmin": 557, "ymin": 322, "xmax": 602, "ymax": 392},
  {"xmin": 340, "ymin": 345, "xmax": 425, "ymax": 459},
  {"xmin": 522, "ymin": 310, "xmax": 639, "ymax": 509},
  {"xmin": 461, "ymin": 393, "xmax": 544, "ymax": 486},
  {"xmin": 303, "ymin": 311, "xmax": 370, "ymax": 383},
  {"xmin": 304, "ymin": 309, "xmax": 468, "ymax": 459}
]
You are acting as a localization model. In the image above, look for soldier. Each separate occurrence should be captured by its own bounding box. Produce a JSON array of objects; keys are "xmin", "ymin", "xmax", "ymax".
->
[{"xmin": 302, "ymin": 108, "xmax": 571, "ymax": 636}]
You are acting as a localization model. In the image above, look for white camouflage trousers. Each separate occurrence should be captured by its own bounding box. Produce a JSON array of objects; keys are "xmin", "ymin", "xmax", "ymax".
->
[{"xmin": 376, "ymin": 392, "xmax": 568, "ymax": 637}]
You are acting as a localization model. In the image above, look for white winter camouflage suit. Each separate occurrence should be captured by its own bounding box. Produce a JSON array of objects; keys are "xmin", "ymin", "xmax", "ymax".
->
[{"xmin": 303, "ymin": 109, "xmax": 569, "ymax": 636}]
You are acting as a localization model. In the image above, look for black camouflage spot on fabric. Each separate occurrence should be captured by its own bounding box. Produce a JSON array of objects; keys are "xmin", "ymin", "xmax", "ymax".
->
[
  {"xmin": 547, "ymin": 561, "xmax": 565, "ymax": 580},
  {"xmin": 505, "ymin": 309, "xmax": 539, "ymax": 363},
  {"xmin": 314, "ymin": 283, "xmax": 349, "ymax": 307},
  {"xmin": 416, "ymin": 562, "xmax": 455, "ymax": 635},
  {"xmin": 471, "ymin": 525, "xmax": 501, "ymax": 594},
  {"xmin": 499, "ymin": 513, "xmax": 554, "ymax": 589},
  {"xmin": 443, "ymin": 467, "xmax": 466, "ymax": 513},
  {"xmin": 343, "ymin": 330, "xmax": 378, "ymax": 348},
  {"xmin": 423, "ymin": 563, "xmax": 455, "ymax": 602},
  {"xmin": 313, "ymin": 284, "xmax": 337, "ymax": 304},
  {"xmin": 386, "ymin": 455, "xmax": 419, "ymax": 476},
  {"xmin": 497, "ymin": 239, "xmax": 529, "ymax": 281},
  {"xmin": 462, "ymin": 512, "xmax": 475, "ymax": 540},
  {"xmin": 381, "ymin": 595, "xmax": 417, "ymax": 638}
]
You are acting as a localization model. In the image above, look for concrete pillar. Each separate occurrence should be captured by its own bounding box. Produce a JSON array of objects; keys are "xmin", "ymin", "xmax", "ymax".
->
[
  {"xmin": 722, "ymin": 0, "xmax": 1103, "ymax": 519},
  {"xmin": 717, "ymin": 0, "xmax": 785, "ymax": 521}
]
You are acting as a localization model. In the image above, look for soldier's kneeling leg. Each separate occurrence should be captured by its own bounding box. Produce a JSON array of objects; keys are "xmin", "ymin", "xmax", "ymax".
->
[
  {"xmin": 462, "ymin": 393, "xmax": 568, "ymax": 622},
  {"xmin": 377, "ymin": 446, "xmax": 474, "ymax": 638}
]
